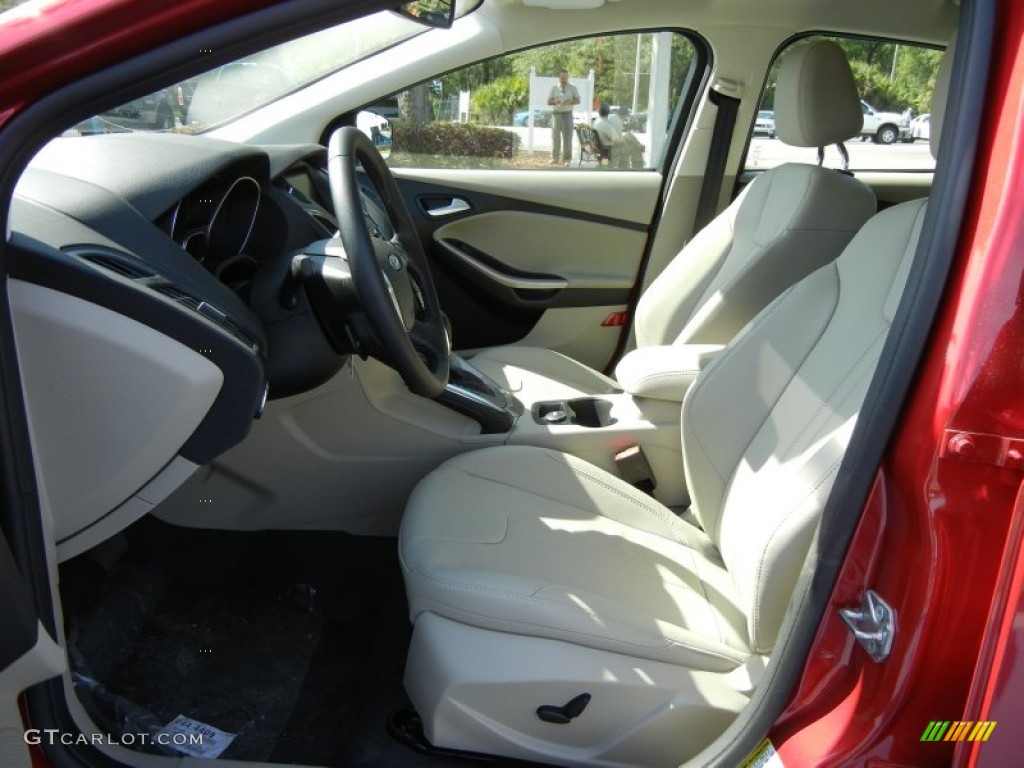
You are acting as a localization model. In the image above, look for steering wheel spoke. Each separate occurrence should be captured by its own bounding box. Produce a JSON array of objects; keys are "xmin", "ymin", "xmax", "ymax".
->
[{"xmin": 321, "ymin": 127, "xmax": 449, "ymax": 397}]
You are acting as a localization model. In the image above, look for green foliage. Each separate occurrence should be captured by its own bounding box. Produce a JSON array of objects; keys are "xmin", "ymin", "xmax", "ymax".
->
[
  {"xmin": 392, "ymin": 122, "xmax": 520, "ymax": 158},
  {"xmin": 472, "ymin": 75, "xmax": 528, "ymax": 124},
  {"xmin": 841, "ymin": 41, "xmax": 941, "ymax": 113}
]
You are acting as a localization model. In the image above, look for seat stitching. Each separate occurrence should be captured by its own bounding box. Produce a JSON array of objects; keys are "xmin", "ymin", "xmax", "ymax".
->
[
  {"xmin": 411, "ymin": 566, "xmax": 748, "ymax": 664},
  {"xmin": 693, "ymin": 270, "xmax": 841, "ymax": 544},
  {"xmin": 565, "ymin": 463, "xmax": 688, "ymax": 546},
  {"xmin": 751, "ymin": 459, "xmax": 841, "ymax": 651},
  {"xmin": 636, "ymin": 370, "xmax": 701, "ymax": 383},
  {"xmin": 414, "ymin": 566, "xmax": 671, "ymax": 645},
  {"xmin": 685, "ymin": 275, "xmax": 831, "ymax": 517},
  {"xmin": 446, "ymin": 462, "xmax": 606, "ymax": 518},
  {"xmin": 503, "ymin": 511, "xmax": 693, "ymax": 587},
  {"xmin": 684, "ymin": 554, "xmax": 726, "ymax": 646},
  {"xmin": 779, "ymin": 329, "xmax": 885, "ymax": 460},
  {"xmin": 445, "ymin": 457, "xmax": 680, "ymax": 546},
  {"xmin": 706, "ymin": 169, "xmax": 865, "ymax": 320},
  {"xmin": 434, "ymin": 462, "xmax": 728, "ymax": 633},
  {"xmin": 684, "ymin": 283, "xmax": 800, "ymax": 487}
]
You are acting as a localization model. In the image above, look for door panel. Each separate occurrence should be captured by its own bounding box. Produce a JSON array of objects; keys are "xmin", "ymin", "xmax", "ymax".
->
[
  {"xmin": 393, "ymin": 169, "xmax": 661, "ymax": 369},
  {"xmin": 0, "ymin": 533, "xmax": 64, "ymax": 768},
  {"xmin": 0, "ymin": 535, "xmax": 37, "ymax": 673}
]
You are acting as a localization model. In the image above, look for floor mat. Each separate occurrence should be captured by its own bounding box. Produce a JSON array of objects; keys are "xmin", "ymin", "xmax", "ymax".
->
[
  {"xmin": 62, "ymin": 518, "xmax": 469, "ymax": 766},
  {"xmin": 77, "ymin": 583, "xmax": 319, "ymax": 760}
]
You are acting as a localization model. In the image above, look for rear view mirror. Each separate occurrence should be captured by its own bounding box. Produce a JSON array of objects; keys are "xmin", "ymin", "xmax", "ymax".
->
[
  {"xmin": 356, "ymin": 111, "xmax": 393, "ymax": 159},
  {"xmin": 393, "ymin": 0, "xmax": 455, "ymax": 29}
]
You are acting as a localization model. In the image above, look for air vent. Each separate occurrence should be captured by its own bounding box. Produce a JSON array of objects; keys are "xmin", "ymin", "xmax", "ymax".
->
[
  {"xmin": 68, "ymin": 246, "xmax": 259, "ymax": 353},
  {"xmin": 152, "ymin": 283, "xmax": 202, "ymax": 311},
  {"xmin": 152, "ymin": 283, "xmax": 259, "ymax": 352},
  {"xmin": 75, "ymin": 250, "xmax": 158, "ymax": 280}
]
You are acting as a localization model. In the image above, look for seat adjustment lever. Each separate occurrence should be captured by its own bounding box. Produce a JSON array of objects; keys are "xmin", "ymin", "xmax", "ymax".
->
[{"xmin": 536, "ymin": 693, "xmax": 591, "ymax": 724}]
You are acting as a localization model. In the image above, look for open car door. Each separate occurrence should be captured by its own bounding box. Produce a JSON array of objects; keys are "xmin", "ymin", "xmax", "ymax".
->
[{"xmin": 0, "ymin": 528, "xmax": 63, "ymax": 768}]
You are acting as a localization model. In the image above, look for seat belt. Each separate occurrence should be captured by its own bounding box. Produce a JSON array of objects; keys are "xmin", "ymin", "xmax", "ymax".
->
[{"xmin": 693, "ymin": 85, "xmax": 741, "ymax": 232}]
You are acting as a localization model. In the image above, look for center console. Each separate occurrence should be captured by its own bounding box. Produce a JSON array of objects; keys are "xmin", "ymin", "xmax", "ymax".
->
[
  {"xmin": 436, "ymin": 353, "xmax": 523, "ymax": 434},
  {"xmin": 508, "ymin": 392, "xmax": 687, "ymax": 506},
  {"xmin": 433, "ymin": 353, "xmax": 689, "ymax": 506}
]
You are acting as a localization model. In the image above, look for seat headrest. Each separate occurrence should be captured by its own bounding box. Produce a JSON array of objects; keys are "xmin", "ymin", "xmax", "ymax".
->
[
  {"xmin": 775, "ymin": 41, "xmax": 862, "ymax": 148},
  {"xmin": 930, "ymin": 32, "xmax": 956, "ymax": 159}
]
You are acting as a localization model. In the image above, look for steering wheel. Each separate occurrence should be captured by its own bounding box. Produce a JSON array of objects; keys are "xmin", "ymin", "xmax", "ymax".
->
[{"xmin": 326, "ymin": 126, "xmax": 449, "ymax": 398}]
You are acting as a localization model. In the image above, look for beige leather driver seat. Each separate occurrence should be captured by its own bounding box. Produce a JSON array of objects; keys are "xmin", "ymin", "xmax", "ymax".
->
[
  {"xmin": 470, "ymin": 41, "xmax": 876, "ymax": 405},
  {"xmin": 398, "ymin": 39, "xmax": 954, "ymax": 768}
]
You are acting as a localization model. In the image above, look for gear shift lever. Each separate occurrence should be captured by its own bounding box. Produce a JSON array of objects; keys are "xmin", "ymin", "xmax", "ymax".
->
[{"xmin": 441, "ymin": 311, "xmax": 453, "ymax": 356}]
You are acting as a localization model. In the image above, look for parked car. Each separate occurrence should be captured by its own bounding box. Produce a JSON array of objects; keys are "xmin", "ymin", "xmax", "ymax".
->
[
  {"xmin": 512, "ymin": 108, "xmax": 551, "ymax": 126},
  {"xmin": 754, "ymin": 108, "xmax": 776, "ymax": 137},
  {"xmin": 1, "ymin": 2, "xmax": 1022, "ymax": 768},
  {"xmin": 859, "ymin": 99, "xmax": 912, "ymax": 143}
]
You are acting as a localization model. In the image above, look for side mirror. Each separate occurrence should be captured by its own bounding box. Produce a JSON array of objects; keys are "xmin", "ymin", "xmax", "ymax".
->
[
  {"xmin": 356, "ymin": 111, "xmax": 393, "ymax": 160},
  {"xmin": 392, "ymin": 0, "xmax": 455, "ymax": 29}
]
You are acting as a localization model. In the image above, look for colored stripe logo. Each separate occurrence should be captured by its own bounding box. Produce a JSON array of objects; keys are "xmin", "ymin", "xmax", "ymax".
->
[{"xmin": 921, "ymin": 721, "xmax": 996, "ymax": 742}]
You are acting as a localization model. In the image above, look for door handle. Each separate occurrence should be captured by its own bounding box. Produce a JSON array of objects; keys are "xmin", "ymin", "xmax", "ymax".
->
[
  {"xmin": 435, "ymin": 239, "xmax": 568, "ymax": 291},
  {"xmin": 423, "ymin": 197, "xmax": 471, "ymax": 218}
]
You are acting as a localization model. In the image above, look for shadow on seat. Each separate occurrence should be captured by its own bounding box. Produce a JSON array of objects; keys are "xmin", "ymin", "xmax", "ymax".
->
[{"xmin": 574, "ymin": 123, "xmax": 610, "ymax": 167}]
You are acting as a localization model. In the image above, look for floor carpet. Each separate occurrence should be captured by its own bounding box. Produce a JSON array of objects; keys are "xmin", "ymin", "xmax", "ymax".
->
[{"xmin": 61, "ymin": 517, "xmax": 472, "ymax": 766}]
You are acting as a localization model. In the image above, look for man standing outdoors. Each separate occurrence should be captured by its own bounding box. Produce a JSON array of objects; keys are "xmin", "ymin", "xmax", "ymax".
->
[{"xmin": 547, "ymin": 68, "xmax": 580, "ymax": 165}]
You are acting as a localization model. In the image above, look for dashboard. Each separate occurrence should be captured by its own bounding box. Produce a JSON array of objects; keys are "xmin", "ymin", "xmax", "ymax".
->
[{"xmin": 9, "ymin": 132, "xmax": 354, "ymax": 465}]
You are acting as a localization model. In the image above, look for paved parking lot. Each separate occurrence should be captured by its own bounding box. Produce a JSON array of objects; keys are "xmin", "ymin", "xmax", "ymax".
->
[
  {"xmin": 506, "ymin": 127, "xmax": 935, "ymax": 171},
  {"xmin": 747, "ymin": 135, "xmax": 936, "ymax": 170}
]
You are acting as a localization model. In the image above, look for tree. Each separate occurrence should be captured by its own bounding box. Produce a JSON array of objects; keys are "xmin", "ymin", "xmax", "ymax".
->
[
  {"xmin": 759, "ymin": 37, "xmax": 941, "ymax": 114},
  {"xmin": 398, "ymin": 82, "xmax": 435, "ymax": 125},
  {"xmin": 472, "ymin": 75, "xmax": 527, "ymax": 124}
]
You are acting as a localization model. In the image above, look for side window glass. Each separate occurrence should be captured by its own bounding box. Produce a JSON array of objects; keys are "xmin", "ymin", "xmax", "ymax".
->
[
  {"xmin": 375, "ymin": 32, "xmax": 700, "ymax": 171},
  {"xmin": 746, "ymin": 36, "xmax": 942, "ymax": 172}
]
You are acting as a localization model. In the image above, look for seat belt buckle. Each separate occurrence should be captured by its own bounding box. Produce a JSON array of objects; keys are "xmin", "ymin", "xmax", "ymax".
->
[{"xmin": 614, "ymin": 445, "xmax": 656, "ymax": 494}]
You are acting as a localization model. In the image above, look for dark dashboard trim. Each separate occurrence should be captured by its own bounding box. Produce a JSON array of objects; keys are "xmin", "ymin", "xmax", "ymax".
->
[{"xmin": 7, "ymin": 234, "xmax": 266, "ymax": 464}]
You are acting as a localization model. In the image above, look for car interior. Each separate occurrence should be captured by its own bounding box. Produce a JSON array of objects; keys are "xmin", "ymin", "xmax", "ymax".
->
[{"xmin": 1, "ymin": 0, "xmax": 981, "ymax": 766}]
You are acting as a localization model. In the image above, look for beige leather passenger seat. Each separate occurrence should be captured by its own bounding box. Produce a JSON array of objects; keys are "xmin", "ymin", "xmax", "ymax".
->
[
  {"xmin": 470, "ymin": 41, "xmax": 877, "ymax": 405},
  {"xmin": 396, "ymin": 38, "xmax": 954, "ymax": 768}
]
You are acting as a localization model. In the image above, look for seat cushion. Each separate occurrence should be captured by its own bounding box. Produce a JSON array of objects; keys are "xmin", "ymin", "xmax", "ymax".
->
[
  {"xmin": 469, "ymin": 345, "xmax": 620, "ymax": 403},
  {"xmin": 400, "ymin": 445, "xmax": 752, "ymax": 671}
]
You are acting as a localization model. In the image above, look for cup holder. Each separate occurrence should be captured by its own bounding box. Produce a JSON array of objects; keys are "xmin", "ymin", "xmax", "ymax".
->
[{"xmin": 533, "ymin": 398, "xmax": 615, "ymax": 428}]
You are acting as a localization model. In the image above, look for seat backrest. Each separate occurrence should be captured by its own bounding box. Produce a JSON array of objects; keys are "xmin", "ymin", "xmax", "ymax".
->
[
  {"xmin": 591, "ymin": 126, "xmax": 611, "ymax": 160},
  {"xmin": 681, "ymin": 39, "xmax": 955, "ymax": 653},
  {"xmin": 575, "ymin": 123, "xmax": 604, "ymax": 164},
  {"xmin": 634, "ymin": 41, "xmax": 874, "ymax": 348}
]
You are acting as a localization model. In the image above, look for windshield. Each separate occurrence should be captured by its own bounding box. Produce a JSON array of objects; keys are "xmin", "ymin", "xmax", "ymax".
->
[{"xmin": 68, "ymin": 1, "xmax": 480, "ymax": 136}]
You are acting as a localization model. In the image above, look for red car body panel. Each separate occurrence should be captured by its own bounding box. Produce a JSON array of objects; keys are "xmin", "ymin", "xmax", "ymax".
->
[
  {"xmin": 957, "ymin": 485, "xmax": 1024, "ymax": 768},
  {"xmin": 0, "ymin": 0, "xmax": 280, "ymax": 132},
  {"xmin": 0, "ymin": 1, "xmax": 1022, "ymax": 766},
  {"xmin": 773, "ymin": 1, "xmax": 1024, "ymax": 764}
]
